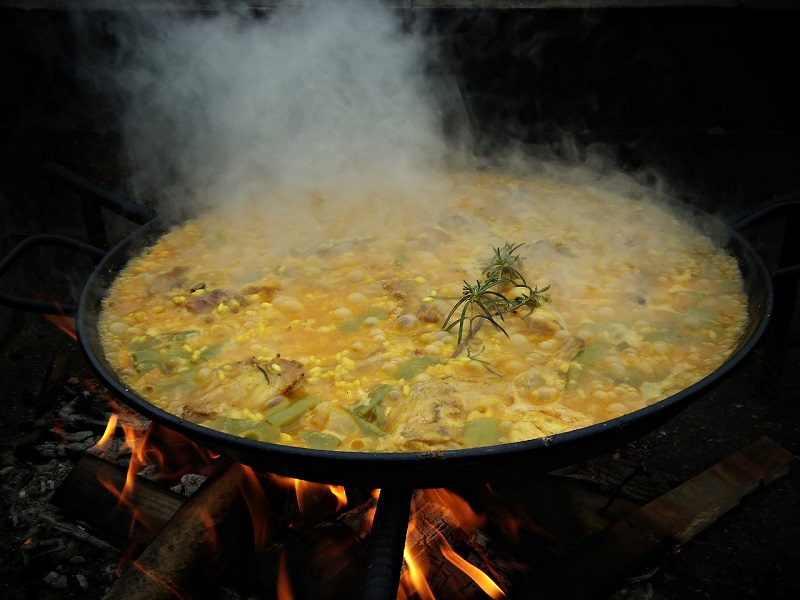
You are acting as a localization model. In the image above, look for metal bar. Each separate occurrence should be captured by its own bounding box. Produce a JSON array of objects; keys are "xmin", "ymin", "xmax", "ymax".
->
[
  {"xmin": 0, "ymin": 234, "xmax": 106, "ymax": 315},
  {"xmin": 81, "ymin": 196, "xmax": 109, "ymax": 255},
  {"xmin": 44, "ymin": 162, "xmax": 157, "ymax": 225},
  {"xmin": 361, "ymin": 486, "xmax": 414, "ymax": 600}
]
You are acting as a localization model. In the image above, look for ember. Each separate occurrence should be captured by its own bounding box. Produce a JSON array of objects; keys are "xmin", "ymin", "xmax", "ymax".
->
[{"xmin": 3, "ymin": 359, "xmax": 793, "ymax": 600}]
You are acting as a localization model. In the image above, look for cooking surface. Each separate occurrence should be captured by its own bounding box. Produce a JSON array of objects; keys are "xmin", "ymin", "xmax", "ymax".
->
[{"xmin": 1, "ymin": 4, "xmax": 799, "ymax": 599}]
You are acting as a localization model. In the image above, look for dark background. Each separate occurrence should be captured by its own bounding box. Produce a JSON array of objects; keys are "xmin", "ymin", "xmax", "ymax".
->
[{"xmin": 1, "ymin": 3, "xmax": 798, "ymax": 599}]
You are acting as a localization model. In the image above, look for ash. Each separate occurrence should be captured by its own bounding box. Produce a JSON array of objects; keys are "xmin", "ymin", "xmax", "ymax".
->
[{"xmin": 0, "ymin": 326, "xmax": 212, "ymax": 599}]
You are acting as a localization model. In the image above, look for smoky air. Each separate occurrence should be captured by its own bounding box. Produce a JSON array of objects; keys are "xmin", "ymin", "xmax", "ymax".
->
[{"xmin": 83, "ymin": 2, "xmax": 469, "ymax": 223}]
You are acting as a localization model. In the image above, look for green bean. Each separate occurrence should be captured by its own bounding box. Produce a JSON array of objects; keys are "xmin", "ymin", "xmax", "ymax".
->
[
  {"xmin": 265, "ymin": 396, "xmax": 319, "ymax": 428},
  {"xmin": 462, "ymin": 418, "xmax": 501, "ymax": 447},
  {"xmin": 354, "ymin": 384, "xmax": 392, "ymax": 420},
  {"xmin": 392, "ymin": 357, "xmax": 437, "ymax": 381},
  {"xmin": 297, "ymin": 430, "xmax": 341, "ymax": 450},
  {"xmin": 350, "ymin": 411, "xmax": 386, "ymax": 436},
  {"xmin": 207, "ymin": 417, "xmax": 281, "ymax": 442}
]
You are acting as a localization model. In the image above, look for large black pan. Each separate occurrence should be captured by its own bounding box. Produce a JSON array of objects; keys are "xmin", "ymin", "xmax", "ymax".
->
[{"xmin": 70, "ymin": 202, "xmax": 774, "ymax": 489}]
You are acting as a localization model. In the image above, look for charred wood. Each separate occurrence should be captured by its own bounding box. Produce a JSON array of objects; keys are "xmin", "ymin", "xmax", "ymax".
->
[
  {"xmin": 100, "ymin": 459, "xmax": 252, "ymax": 600},
  {"xmin": 50, "ymin": 454, "xmax": 186, "ymax": 549}
]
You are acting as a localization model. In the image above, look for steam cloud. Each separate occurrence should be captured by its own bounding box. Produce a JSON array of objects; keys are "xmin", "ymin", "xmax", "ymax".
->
[{"xmin": 99, "ymin": 2, "xmax": 465, "ymax": 217}]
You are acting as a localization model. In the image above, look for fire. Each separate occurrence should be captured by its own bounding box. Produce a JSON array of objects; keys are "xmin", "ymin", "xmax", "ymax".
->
[
  {"xmin": 399, "ymin": 488, "xmax": 506, "ymax": 599},
  {"xmin": 401, "ymin": 538, "xmax": 436, "ymax": 600},
  {"xmin": 277, "ymin": 550, "xmax": 296, "ymax": 600},
  {"xmin": 95, "ymin": 413, "xmax": 118, "ymax": 450},
  {"xmin": 439, "ymin": 535, "xmax": 506, "ymax": 599},
  {"xmin": 425, "ymin": 487, "xmax": 487, "ymax": 530},
  {"xmin": 240, "ymin": 465, "xmax": 271, "ymax": 551},
  {"xmin": 268, "ymin": 473, "xmax": 349, "ymax": 527},
  {"xmin": 294, "ymin": 478, "xmax": 348, "ymax": 517},
  {"xmin": 87, "ymin": 401, "xmax": 505, "ymax": 599},
  {"xmin": 38, "ymin": 300, "xmax": 77, "ymax": 340},
  {"xmin": 90, "ymin": 404, "xmax": 219, "ymax": 547}
]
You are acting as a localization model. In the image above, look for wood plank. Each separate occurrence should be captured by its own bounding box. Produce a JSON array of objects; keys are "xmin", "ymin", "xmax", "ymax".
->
[
  {"xmin": 50, "ymin": 454, "xmax": 186, "ymax": 548},
  {"xmin": 511, "ymin": 437, "xmax": 795, "ymax": 600},
  {"xmin": 101, "ymin": 460, "xmax": 251, "ymax": 600}
]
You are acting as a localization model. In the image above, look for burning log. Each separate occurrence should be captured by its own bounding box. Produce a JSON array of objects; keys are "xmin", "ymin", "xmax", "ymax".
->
[
  {"xmin": 257, "ymin": 487, "xmax": 512, "ymax": 600},
  {"xmin": 101, "ymin": 459, "xmax": 252, "ymax": 600},
  {"xmin": 51, "ymin": 454, "xmax": 185, "ymax": 548}
]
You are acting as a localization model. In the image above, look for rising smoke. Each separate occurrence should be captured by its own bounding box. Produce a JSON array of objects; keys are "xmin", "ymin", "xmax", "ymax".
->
[{"xmin": 90, "ymin": 2, "xmax": 467, "ymax": 219}]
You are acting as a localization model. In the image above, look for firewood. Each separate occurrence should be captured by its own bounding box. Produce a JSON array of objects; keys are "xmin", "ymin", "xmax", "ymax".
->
[
  {"xmin": 260, "ymin": 488, "xmax": 511, "ymax": 600},
  {"xmin": 511, "ymin": 437, "xmax": 796, "ymax": 599},
  {"xmin": 50, "ymin": 454, "xmax": 186, "ymax": 548},
  {"xmin": 101, "ymin": 459, "xmax": 252, "ymax": 600}
]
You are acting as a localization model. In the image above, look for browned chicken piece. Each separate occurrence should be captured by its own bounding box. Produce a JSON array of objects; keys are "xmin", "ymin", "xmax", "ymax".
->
[
  {"xmin": 184, "ymin": 288, "xmax": 247, "ymax": 314},
  {"xmin": 239, "ymin": 278, "xmax": 280, "ymax": 301},
  {"xmin": 182, "ymin": 357, "xmax": 304, "ymax": 419},
  {"xmin": 412, "ymin": 224, "xmax": 456, "ymax": 251},
  {"xmin": 382, "ymin": 279, "xmax": 415, "ymax": 309}
]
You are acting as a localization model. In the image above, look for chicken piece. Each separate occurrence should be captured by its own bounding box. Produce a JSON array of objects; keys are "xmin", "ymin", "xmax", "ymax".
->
[
  {"xmin": 529, "ymin": 404, "xmax": 594, "ymax": 435},
  {"xmin": 182, "ymin": 357, "xmax": 304, "ymax": 419},
  {"xmin": 239, "ymin": 278, "xmax": 280, "ymax": 301},
  {"xmin": 184, "ymin": 288, "xmax": 247, "ymax": 314},
  {"xmin": 417, "ymin": 306, "xmax": 443, "ymax": 324},
  {"xmin": 512, "ymin": 336, "xmax": 584, "ymax": 402},
  {"xmin": 382, "ymin": 279, "xmax": 415, "ymax": 311},
  {"xmin": 147, "ymin": 265, "xmax": 190, "ymax": 294},
  {"xmin": 518, "ymin": 307, "xmax": 567, "ymax": 335},
  {"xmin": 381, "ymin": 379, "xmax": 466, "ymax": 450}
]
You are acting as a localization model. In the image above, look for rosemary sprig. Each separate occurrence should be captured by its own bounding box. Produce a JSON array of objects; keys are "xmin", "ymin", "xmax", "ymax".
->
[
  {"xmin": 255, "ymin": 363, "xmax": 270, "ymax": 383},
  {"xmin": 507, "ymin": 283, "xmax": 551, "ymax": 318},
  {"xmin": 442, "ymin": 242, "xmax": 550, "ymax": 344},
  {"xmin": 486, "ymin": 241, "xmax": 528, "ymax": 284},
  {"xmin": 443, "ymin": 276, "xmax": 513, "ymax": 345},
  {"xmin": 466, "ymin": 346, "xmax": 503, "ymax": 377}
]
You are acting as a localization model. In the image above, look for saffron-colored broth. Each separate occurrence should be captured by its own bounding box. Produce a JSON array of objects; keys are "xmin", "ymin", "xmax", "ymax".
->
[{"xmin": 99, "ymin": 172, "xmax": 748, "ymax": 452}]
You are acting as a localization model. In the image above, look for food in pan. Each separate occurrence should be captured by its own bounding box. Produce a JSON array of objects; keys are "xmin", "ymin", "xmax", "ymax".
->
[{"xmin": 99, "ymin": 172, "xmax": 748, "ymax": 452}]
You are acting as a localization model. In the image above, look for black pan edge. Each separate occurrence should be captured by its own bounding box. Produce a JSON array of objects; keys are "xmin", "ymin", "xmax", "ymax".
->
[{"xmin": 77, "ymin": 212, "xmax": 774, "ymax": 488}]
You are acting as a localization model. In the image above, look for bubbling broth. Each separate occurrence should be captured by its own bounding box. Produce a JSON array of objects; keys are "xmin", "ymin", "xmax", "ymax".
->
[{"xmin": 99, "ymin": 172, "xmax": 748, "ymax": 452}]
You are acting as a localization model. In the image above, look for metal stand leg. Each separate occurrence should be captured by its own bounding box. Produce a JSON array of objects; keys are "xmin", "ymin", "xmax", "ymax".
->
[{"xmin": 361, "ymin": 486, "xmax": 414, "ymax": 600}]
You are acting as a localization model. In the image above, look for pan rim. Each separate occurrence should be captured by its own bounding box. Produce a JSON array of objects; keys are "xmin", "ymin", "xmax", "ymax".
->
[{"xmin": 76, "ymin": 202, "xmax": 774, "ymax": 486}]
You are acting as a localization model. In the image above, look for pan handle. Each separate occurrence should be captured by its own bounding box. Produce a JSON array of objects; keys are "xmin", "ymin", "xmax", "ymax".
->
[
  {"xmin": 726, "ymin": 191, "xmax": 800, "ymax": 279},
  {"xmin": 44, "ymin": 162, "xmax": 158, "ymax": 225},
  {"xmin": 727, "ymin": 191, "xmax": 800, "ymax": 232},
  {"xmin": 0, "ymin": 234, "xmax": 107, "ymax": 316}
]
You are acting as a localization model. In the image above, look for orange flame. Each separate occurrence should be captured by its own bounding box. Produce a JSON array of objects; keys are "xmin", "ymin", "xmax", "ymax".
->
[
  {"xmin": 90, "ymin": 407, "xmax": 220, "ymax": 548},
  {"xmin": 42, "ymin": 314, "xmax": 77, "ymax": 339},
  {"xmin": 328, "ymin": 484, "xmax": 348, "ymax": 510},
  {"xmin": 38, "ymin": 300, "xmax": 77, "ymax": 339},
  {"xmin": 268, "ymin": 475, "xmax": 349, "ymax": 527},
  {"xmin": 294, "ymin": 479, "xmax": 348, "ymax": 516},
  {"xmin": 95, "ymin": 413, "xmax": 118, "ymax": 452},
  {"xmin": 424, "ymin": 488, "xmax": 487, "ymax": 530},
  {"xmin": 438, "ymin": 532, "xmax": 506, "ymax": 599},
  {"xmin": 401, "ymin": 519, "xmax": 436, "ymax": 600},
  {"xmin": 240, "ymin": 465, "xmax": 271, "ymax": 552},
  {"xmin": 277, "ymin": 549, "xmax": 295, "ymax": 600},
  {"xmin": 398, "ymin": 488, "xmax": 506, "ymax": 599}
]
